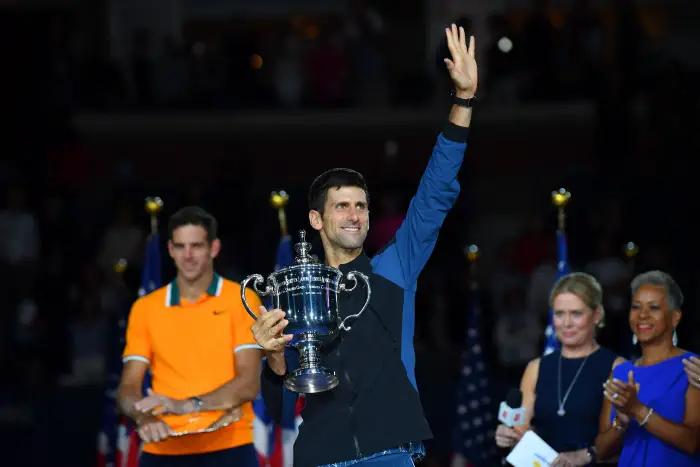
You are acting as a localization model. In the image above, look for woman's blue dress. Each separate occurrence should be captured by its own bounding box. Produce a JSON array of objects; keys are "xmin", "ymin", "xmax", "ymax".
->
[{"xmin": 612, "ymin": 352, "xmax": 700, "ymax": 467}]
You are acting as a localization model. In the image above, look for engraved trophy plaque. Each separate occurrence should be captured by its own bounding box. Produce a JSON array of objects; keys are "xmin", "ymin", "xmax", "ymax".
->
[{"xmin": 241, "ymin": 230, "xmax": 371, "ymax": 394}]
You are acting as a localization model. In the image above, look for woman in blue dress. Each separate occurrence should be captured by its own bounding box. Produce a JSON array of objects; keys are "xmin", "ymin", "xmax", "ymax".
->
[{"xmin": 596, "ymin": 270, "xmax": 700, "ymax": 466}]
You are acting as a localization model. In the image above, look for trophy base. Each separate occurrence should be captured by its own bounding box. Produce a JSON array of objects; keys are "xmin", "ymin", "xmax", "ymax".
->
[{"xmin": 285, "ymin": 367, "xmax": 339, "ymax": 394}]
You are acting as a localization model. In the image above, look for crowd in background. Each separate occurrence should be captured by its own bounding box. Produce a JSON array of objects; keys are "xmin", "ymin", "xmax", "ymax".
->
[
  {"xmin": 1, "ymin": 0, "xmax": 699, "ymax": 465},
  {"xmin": 29, "ymin": 0, "xmax": 696, "ymax": 114}
]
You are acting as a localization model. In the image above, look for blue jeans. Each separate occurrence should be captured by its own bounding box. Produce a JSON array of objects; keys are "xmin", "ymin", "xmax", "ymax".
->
[
  {"xmin": 319, "ymin": 443, "xmax": 424, "ymax": 467},
  {"xmin": 139, "ymin": 443, "xmax": 258, "ymax": 467}
]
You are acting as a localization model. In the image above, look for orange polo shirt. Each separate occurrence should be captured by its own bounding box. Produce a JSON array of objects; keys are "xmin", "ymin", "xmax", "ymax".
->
[{"xmin": 122, "ymin": 273, "xmax": 263, "ymax": 455}]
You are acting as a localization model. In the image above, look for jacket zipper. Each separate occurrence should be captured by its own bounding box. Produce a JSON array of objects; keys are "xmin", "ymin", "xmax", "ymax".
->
[{"xmin": 337, "ymin": 347, "xmax": 362, "ymax": 458}]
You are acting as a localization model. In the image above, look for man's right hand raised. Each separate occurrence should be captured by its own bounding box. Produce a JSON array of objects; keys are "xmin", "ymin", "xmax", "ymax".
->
[{"xmin": 136, "ymin": 413, "xmax": 174, "ymax": 444}]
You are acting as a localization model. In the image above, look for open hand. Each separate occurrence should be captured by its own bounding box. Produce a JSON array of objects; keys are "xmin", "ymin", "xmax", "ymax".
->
[
  {"xmin": 251, "ymin": 307, "xmax": 293, "ymax": 353},
  {"xmin": 684, "ymin": 356, "xmax": 700, "ymax": 390},
  {"xmin": 444, "ymin": 24, "xmax": 478, "ymax": 98},
  {"xmin": 603, "ymin": 370, "xmax": 644, "ymax": 417}
]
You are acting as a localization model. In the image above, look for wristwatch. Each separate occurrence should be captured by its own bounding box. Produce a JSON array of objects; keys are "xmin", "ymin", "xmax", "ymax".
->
[
  {"xmin": 586, "ymin": 446, "xmax": 597, "ymax": 463},
  {"xmin": 188, "ymin": 396, "xmax": 203, "ymax": 413},
  {"xmin": 451, "ymin": 90, "xmax": 475, "ymax": 108}
]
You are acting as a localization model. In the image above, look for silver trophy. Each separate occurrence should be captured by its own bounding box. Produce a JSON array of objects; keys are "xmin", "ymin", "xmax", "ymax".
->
[{"xmin": 241, "ymin": 230, "xmax": 371, "ymax": 394}]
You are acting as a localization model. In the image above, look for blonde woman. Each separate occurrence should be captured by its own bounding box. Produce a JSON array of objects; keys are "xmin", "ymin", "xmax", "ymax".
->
[{"xmin": 495, "ymin": 272, "xmax": 624, "ymax": 466}]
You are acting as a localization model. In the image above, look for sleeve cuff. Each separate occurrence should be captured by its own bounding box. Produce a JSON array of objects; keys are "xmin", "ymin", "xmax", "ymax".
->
[
  {"xmin": 442, "ymin": 122, "xmax": 470, "ymax": 143},
  {"xmin": 234, "ymin": 343, "xmax": 263, "ymax": 353},
  {"xmin": 122, "ymin": 355, "xmax": 150, "ymax": 364},
  {"xmin": 262, "ymin": 359, "xmax": 286, "ymax": 384}
]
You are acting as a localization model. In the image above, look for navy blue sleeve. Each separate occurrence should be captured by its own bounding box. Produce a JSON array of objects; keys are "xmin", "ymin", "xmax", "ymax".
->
[{"xmin": 261, "ymin": 360, "xmax": 285, "ymax": 423}]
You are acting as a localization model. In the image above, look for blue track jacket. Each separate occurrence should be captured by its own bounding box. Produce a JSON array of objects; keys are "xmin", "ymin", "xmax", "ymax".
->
[{"xmin": 261, "ymin": 122, "xmax": 470, "ymax": 467}]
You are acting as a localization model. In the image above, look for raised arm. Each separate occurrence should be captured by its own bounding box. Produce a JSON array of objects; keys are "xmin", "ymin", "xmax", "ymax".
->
[{"xmin": 389, "ymin": 25, "xmax": 477, "ymax": 286}]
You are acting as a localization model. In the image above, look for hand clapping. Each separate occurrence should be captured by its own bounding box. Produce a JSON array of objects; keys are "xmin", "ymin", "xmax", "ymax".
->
[
  {"xmin": 683, "ymin": 356, "xmax": 700, "ymax": 390},
  {"xmin": 603, "ymin": 370, "xmax": 644, "ymax": 417}
]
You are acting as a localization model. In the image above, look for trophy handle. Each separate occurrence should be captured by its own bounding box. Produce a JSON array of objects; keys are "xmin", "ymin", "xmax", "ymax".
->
[
  {"xmin": 240, "ymin": 274, "xmax": 273, "ymax": 321},
  {"xmin": 339, "ymin": 271, "xmax": 371, "ymax": 331}
]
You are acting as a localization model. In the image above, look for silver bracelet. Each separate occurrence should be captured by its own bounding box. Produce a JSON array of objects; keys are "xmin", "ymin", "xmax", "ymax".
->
[{"xmin": 639, "ymin": 408, "xmax": 654, "ymax": 427}]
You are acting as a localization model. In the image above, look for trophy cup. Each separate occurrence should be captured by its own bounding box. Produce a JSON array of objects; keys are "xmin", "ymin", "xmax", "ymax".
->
[{"xmin": 241, "ymin": 230, "xmax": 371, "ymax": 394}]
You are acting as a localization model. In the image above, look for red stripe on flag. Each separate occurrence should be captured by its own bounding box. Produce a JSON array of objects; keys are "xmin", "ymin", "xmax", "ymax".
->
[
  {"xmin": 126, "ymin": 430, "xmax": 140, "ymax": 467},
  {"xmin": 269, "ymin": 425, "xmax": 283, "ymax": 467}
]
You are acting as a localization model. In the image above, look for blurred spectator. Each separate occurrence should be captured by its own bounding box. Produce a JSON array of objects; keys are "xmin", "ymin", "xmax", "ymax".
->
[
  {"xmin": 153, "ymin": 36, "xmax": 190, "ymax": 107},
  {"xmin": 365, "ymin": 191, "xmax": 404, "ymax": 256},
  {"xmin": 584, "ymin": 235, "xmax": 629, "ymax": 295},
  {"xmin": 566, "ymin": 0, "xmax": 604, "ymax": 97},
  {"xmin": 521, "ymin": 0, "xmax": 560, "ymax": 100},
  {"xmin": 274, "ymin": 33, "xmax": 304, "ymax": 108},
  {"xmin": 60, "ymin": 292, "xmax": 109, "ymax": 387},
  {"xmin": 0, "ymin": 186, "xmax": 40, "ymax": 270},
  {"xmin": 494, "ymin": 287, "xmax": 541, "ymax": 387},
  {"xmin": 129, "ymin": 29, "xmax": 155, "ymax": 106},
  {"xmin": 305, "ymin": 31, "xmax": 349, "ymax": 108},
  {"xmin": 526, "ymin": 241, "xmax": 558, "ymax": 319},
  {"xmin": 490, "ymin": 242, "xmax": 529, "ymax": 315},
  {"xmin": 513, "ymin": 212, "xmax": 551, "ymax": 276},
  {"xmin": 97, "ymin": 203, "xmax": 145, "ymax": 276},
  {"xmin": 585, "ymin": 235, "xmax": 631, "ymax": 350}
]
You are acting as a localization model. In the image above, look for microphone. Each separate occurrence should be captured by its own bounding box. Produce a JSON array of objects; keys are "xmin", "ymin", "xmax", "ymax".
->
[{"xmin": 498, "ymin": 388, "xmax": 526, "ymax": 428}]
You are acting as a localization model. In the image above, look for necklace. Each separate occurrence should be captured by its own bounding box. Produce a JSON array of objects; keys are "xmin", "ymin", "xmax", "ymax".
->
[{"xmin": 557, "ymin": 351, "xmax": 592, "ymax": 417}]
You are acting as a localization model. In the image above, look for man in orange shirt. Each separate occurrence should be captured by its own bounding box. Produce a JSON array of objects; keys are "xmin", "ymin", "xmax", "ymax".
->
[{"xmin": 117, "ymin": 206, "xmax": 263, "ymax": 467}]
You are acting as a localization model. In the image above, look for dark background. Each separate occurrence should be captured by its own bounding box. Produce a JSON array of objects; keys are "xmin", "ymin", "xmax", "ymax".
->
[{"xmin": 1, "ymin": 0, "xmax": 698, "ymax": 465}]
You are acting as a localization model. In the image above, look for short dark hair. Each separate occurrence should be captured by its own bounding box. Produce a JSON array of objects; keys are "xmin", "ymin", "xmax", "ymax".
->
[
  {"xmin": 168, "ymin": 206, "xmax": 218, "ymax": 242},
  {"xmin": 308, "ymin": 168, "xmax": 370, "ymax": 215}
]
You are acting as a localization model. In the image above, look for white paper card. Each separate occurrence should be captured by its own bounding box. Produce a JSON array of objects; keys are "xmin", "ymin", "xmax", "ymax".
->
[{"xmin": 505, "ymin": 430, "xmax": 558, "ymax": 467}]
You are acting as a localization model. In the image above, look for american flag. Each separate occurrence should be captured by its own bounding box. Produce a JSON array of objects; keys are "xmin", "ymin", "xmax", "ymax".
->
[
  {"xmin": 450, "ymin": 277, "xmax": 498, "ymax": 467},
  {"xmin": 543, "ymin": 230, "xmax": 570, "ymax": 356},
  {"xmin": 253, "ymin": 235, "xmax": 303, "ymax": 467},
  {"xmin": 97, "ymin": 232, "xmax": 161, "ymax": 467}
]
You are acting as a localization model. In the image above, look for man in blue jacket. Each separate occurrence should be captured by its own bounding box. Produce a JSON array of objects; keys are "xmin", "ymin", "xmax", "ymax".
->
[{"xmin": 251, "ymin": 24, "xmax": 478, "ymax": 467}]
